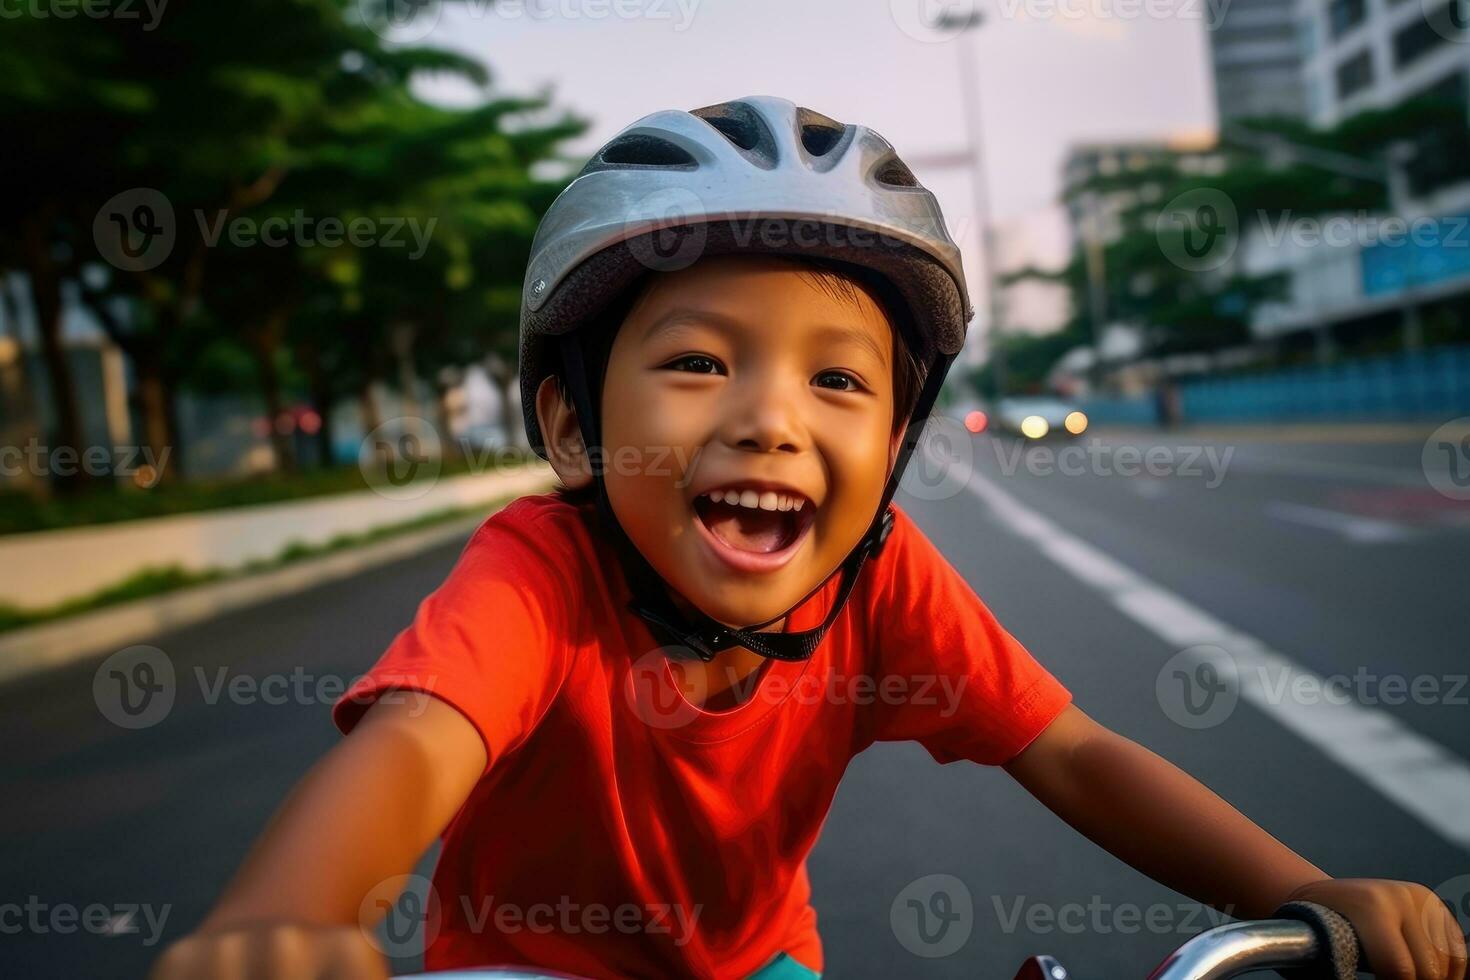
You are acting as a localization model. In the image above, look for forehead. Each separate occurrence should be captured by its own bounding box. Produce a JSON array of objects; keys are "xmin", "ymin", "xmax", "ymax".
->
[{"xmin": 622, "ymin": 255, "xmax": 895, "ymax": 352}]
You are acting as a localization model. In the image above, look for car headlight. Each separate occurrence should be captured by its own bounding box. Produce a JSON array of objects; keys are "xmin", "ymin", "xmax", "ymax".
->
[
  {"xmin": 1020, "ymin": 415, "xmax": 1049, "ymax": 439},
  {"xmin": 1065, "ymin": 411, "xmax": 1088, "ymax": 435}
]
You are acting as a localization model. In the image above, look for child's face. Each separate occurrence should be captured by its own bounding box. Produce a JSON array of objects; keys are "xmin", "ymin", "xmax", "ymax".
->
[{"xmin": 550, "ymin": 255, "xmax": 904, "ymax": 629}]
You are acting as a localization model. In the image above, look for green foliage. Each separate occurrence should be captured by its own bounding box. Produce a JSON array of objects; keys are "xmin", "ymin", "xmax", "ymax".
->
[{"xmin": 0, "ymin": 0, "xmax": 586, "ymax": 500}]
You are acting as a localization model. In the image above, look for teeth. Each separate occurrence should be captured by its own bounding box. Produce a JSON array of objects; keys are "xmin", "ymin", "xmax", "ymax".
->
[{"xmin": 703, "ymin": 488, "xmax": 809, "ymax": 512}]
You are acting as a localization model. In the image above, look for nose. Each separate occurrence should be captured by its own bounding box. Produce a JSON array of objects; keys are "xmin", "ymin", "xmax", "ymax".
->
[{"xmin": 720, "ymin": 370, "xmax": 807, "ymax": 455}]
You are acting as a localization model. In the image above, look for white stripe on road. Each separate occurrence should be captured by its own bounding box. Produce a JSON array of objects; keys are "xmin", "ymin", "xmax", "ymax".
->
[
  {"xmin": 963, "ymin": 469, "xmax": 1470, "ymax": 851},
  {"xmin": 1265, "ymin": 502, "xmax": 1417, "ymax": 544}
]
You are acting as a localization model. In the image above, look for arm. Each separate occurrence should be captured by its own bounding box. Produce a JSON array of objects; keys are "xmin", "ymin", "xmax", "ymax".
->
[
  {"xmin": 151, "ymin": 695, "xmax": 486, "ymax": 979},
  {"xmin": 1005, "ymin": 705, "xmax": 1466, "ymax": 980}
]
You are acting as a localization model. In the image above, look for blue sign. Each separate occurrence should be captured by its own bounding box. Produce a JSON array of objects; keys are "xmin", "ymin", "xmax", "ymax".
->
[{"xmin": 1361, "ymin": 213, "xmax": 1470, "ymax": 296}]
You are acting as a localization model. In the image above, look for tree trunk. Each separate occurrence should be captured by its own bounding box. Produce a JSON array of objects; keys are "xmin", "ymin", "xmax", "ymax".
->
[
  {"xmin": 81, "ymin": 289, "xmax": 183, "ymax": 485},
  {"xmin": 358, "ymin": 379, "xmax": 382, "ymax": 438},
  {"xmin": 22, "ymin": 212, "xmax": 92, "ymax": 495},
  {"xmin": 297, "ymin": 341, "xmax": 338, "ymax": 469},
  {"xmin": 134, "ymin": 354, "xmax": 176, "ymax": 483},
  {"xmin": 247, "ymin": 309, "xmax": 295, "ymax": 473},
  {"xmin": 435, "ymin": 378, "xmax": 462, "ymax": 464}
]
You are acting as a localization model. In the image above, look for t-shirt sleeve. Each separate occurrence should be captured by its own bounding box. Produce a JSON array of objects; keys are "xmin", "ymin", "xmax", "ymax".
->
[
  {"xmin": 862, "ymin": 507, "xmax": 1071, "ymax": 766},
  {"xmin": 332, "ymin": 503, "xmax": 573, "ymax": 773}
]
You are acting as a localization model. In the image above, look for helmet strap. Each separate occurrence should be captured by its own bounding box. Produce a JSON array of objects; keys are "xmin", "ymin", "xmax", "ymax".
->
[{"xmin": 556, "ymin": 332, "xmax": 954, "ymax": 663}]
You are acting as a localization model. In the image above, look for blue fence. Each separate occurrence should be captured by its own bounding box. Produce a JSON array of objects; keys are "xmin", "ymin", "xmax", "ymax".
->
[{"xmin": 1081, "ymin": 346, "xmax": 1470, "ymax": 425}]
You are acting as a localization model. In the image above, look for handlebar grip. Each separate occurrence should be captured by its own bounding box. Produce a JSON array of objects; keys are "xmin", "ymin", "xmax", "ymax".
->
[{"xmin": 1271, "ymin": 901, "xmax": 1361, "ymax": 980}]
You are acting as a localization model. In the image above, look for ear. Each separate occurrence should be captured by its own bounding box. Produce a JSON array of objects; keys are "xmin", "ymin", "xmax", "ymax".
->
[{"xmin": 535, "ymin": 376, "xmax": 594, "ymax": 490}]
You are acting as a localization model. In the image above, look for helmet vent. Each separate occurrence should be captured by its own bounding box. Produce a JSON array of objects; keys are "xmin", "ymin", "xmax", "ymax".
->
[
  {"xmin": 796, "ymin": 107, "xmax": 845, "ymax": 157},
  {"xmin": 690, "ymin": 100, "xmax": 777, "ymax": 167},
  {"xmin": 874, "ymin": 157, "xmax": 919, "ymax": 188},
  {"xmin": 598, "ymin": 134, "xmax": 697, "ymax": 169}
]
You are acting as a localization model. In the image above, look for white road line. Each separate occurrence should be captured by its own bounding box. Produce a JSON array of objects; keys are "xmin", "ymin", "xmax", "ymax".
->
[
  {"xmin": 1265, "ymin": 501, "xmax": 1416, "ymax": 544},
  {"xmin": 963, "ymin": 468, "xmax": 1470, "ymax": 851}
]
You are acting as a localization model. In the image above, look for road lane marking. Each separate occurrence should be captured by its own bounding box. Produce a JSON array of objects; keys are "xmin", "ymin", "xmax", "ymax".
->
[
  {"xmin": 1265, "ymin": 502, "xmax": 1416, "ymax": 544},
  {"xmin": 963, "ymin": 467, "xmax": 1470, "ymax": 851}
]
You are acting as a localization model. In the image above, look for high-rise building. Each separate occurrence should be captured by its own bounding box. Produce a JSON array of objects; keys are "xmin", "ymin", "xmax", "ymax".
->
[
  {"xmin": 1207, "ymin": 0, "xmax": 1309, "ymax": 121},
  {"xmin": 1298, "ymin": 0, "xmax": 1470, "ymax": 128}
]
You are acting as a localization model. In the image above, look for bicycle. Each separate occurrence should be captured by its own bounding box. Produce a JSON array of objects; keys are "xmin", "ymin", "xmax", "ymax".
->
[{"xmin": 398, "ymin": 900, "xmax": 1362, "ymax": 980}]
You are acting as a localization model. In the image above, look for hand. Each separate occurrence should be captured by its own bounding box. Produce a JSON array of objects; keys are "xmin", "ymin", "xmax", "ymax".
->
[
  {"xmin": 1287, "ymin": 878, "xmax": 1467, "ymax": 980},
  {"xmin": 149, "ymin": 923, "xmax": 388, "ymax": 980}
]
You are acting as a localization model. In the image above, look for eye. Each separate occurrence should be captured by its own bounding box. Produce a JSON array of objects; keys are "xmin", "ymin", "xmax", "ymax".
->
[
  {"xmin": 662, "ymin": 354, "xmax": 725, "ymax": 375},
  {"xmin": 813, "ymin": 370, "xmax": 864, "ymax": 392}
]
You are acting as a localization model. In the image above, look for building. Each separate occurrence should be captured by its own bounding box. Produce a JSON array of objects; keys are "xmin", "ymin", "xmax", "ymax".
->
[
  {"xmin": 1300, "ymin": 0, "xmax": 1470, "ymax": 128},
  {"xmin": 1207, "ymin": 0, "xmax": 1310, "ymax": 121},
  {"xmin": 1061, "ymin": 136, "xmax": 1225, "ymax": 246},
  {"xmin": 1240, "ymin": 1, "xmax": 1470, "ymax": 356}
]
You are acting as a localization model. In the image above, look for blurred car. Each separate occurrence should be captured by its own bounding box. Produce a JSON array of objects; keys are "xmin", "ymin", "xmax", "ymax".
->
[{"xmin": 993, "ymin": 397, "xmax": 1089, "ymax": 440}]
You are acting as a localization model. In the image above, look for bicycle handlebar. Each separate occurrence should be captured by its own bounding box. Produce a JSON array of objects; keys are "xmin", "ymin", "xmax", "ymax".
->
[{"xmin": 1148, "ymin": 901, "xmax": 1361, "ymax": 980}]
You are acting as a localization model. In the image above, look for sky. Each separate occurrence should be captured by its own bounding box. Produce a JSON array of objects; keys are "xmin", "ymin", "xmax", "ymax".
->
[{"xmin": 409, "ymin": 0, "xmax": 1223, "ymax": 345}]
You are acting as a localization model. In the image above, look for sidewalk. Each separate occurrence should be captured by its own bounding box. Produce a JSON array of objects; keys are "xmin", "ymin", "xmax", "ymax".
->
[
  {"xmin": 0, "ymin": 464, "xmax": 552, "ymax": 609},
  {"xmin": 0, "ymin": 466, "xmax": 555, "ymax": 684}
]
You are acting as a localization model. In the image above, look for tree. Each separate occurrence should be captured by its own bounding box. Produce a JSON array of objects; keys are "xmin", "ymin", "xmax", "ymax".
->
[{"xmin": 1005, "ymin": 90, "xmax": 1466, "ymax": 385}]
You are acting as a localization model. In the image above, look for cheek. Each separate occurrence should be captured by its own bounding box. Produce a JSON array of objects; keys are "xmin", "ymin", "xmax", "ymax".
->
[
  {"xmin": 817, "ymin": 412, "xmax": 894, "ymax": 521},
  {"xmin": 599, "ymin": 379, "xmax": 702, "ymax": 539}
]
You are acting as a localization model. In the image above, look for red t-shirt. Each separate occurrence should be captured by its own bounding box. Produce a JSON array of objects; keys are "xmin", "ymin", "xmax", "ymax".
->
[{"xmin": 334, "ymin": 493, "xmax": 1070, "ymax": 979}]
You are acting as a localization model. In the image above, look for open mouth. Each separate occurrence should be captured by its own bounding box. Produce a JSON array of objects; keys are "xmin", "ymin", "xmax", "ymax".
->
[{"xmin": 692, "ymin": 485, "xmax": 816, "ymax": 567}]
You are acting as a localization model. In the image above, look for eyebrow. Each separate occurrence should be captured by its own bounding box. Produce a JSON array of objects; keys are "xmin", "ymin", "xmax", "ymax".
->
[
  {"xmin": 638, "ymin": 307, "xmax": 745, "ymax": 343},
  {"xmin": 809, "ymin": 323, "xmax": 891, "ymax": 368},
  {"xmin": 640, "ymin": 308, "xmax": 891, "ymax": 367}
]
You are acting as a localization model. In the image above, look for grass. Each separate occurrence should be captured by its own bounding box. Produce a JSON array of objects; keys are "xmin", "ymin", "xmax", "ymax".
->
[{"xmin": 0, "ymin": 496, "xmax": 518, "ymax": 636}]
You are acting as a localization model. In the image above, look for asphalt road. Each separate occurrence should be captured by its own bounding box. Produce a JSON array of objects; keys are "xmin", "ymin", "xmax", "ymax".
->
[{"xmin": 3, "ymin": 426, "xmax": 1468, "ymax": 979}]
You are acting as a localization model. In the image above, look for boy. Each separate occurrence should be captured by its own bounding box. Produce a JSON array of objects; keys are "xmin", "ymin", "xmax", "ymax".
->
[{"xmin": 154, "ymin": 97, "xmax": 1464, "ymax": 980}]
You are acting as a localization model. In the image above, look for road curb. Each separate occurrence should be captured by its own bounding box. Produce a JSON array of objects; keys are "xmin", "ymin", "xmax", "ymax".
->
[{"xmin": 0, "ymin": 505, "xmax": 511, "ymax": 686}]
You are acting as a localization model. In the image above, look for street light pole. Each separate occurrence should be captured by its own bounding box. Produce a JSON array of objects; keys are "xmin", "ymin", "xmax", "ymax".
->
[{"xmin": 938, "ymin": 8, "xmax": 1009, "ymax": 396}]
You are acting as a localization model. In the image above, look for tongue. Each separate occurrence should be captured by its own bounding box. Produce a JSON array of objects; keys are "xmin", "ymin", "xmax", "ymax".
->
[{"xmin": 702, "ymin": 501, "xmax": 791, "ymax": 554}]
